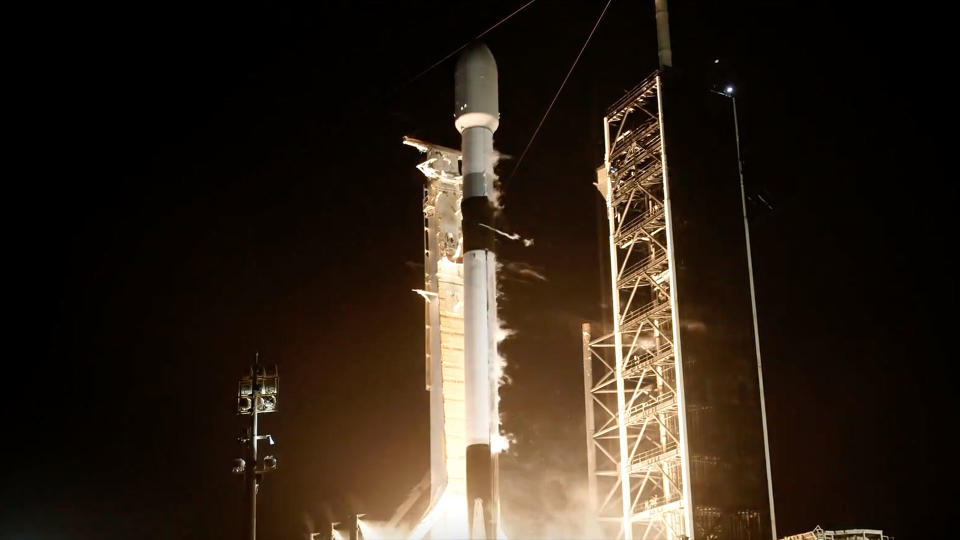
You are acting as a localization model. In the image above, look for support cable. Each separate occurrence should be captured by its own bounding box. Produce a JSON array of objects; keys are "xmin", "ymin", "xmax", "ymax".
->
[
  {"xmin": 401, "ymin": 0, "xmax": 537, "ymax": 90},
  {"xmin": 511, "ymin": 0, "xmax": 614, "ymax": 178}
]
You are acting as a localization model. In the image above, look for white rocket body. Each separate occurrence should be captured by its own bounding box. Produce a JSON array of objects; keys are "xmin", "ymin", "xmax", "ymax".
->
[{"xmin": 455, "ymin": 42, "xmax": 499, "ymax": 540}]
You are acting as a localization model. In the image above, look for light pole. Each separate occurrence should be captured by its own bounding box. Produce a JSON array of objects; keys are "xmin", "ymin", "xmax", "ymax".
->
[
  {"xmin": 233, "ymin": 352, "xmax": 279, "ymax": 540},
  {"xmin": 711, "ymin": 84, "xmax": 779, "ymax": 540}
]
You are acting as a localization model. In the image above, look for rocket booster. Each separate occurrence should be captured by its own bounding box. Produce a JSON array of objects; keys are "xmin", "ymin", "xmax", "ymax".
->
[{"xmin": 455, "ymin": 42, "xmax": 499, "ymax": 540}]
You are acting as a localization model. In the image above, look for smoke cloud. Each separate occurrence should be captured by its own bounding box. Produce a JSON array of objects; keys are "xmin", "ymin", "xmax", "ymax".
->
[{"xmin": 498, "ymin": 445, "xmax": 604, "ymax": 539}]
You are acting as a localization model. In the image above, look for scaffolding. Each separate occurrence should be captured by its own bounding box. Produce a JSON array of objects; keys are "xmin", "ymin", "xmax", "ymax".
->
[{"xmin": 583, "ymin": 73, "xmax": 692, "ymax": 540}]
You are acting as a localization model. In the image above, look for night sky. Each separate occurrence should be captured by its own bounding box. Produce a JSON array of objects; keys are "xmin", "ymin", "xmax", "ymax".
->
[{"xmin": 6, "ymin": 1, "xmax": 952, "ymax": 539}]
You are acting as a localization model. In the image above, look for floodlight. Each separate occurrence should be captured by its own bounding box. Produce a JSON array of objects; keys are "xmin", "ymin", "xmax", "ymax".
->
[
  {"xmin": 238, "ymin": 396, "xmax": 253, "ymax": 414},
  {"xmin": 238, "ymin": 377, "xmax": 253, "ymax": 396},
  {"xmin": 257, "ymin": 394, "xmax": 278, "ymax": 413}
]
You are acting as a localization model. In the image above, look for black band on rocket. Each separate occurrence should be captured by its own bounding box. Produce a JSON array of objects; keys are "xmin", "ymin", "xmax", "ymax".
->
[
  {"xmin": 466, "ymin": 443, "xmax": 492, "ymax": 496},
  {"xmin": 466, "ymin": 443, "xmax": 493, "ymax": 537},
  {"xmin": 462, "ymin": 195, "xmax": 495, "ymax": 253}
]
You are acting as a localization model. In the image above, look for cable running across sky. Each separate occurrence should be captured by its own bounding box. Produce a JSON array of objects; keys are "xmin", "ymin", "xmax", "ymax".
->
[
  {"xmin": 401, "ymin": 0, "xmax": 537, "ymax": 90},
  {"xmin": 511, "ymin": 0, "xmax": 614, "ymax": 178}
]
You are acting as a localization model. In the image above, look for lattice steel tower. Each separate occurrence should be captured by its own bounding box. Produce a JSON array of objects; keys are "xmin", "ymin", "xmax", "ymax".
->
[
  {"xmin": 582, "ymin": 4, "xmax": 776, "ymax": 540},
  {"xmin": 583, "ymin": 73, "xmax": 692, "ymax": 540}
]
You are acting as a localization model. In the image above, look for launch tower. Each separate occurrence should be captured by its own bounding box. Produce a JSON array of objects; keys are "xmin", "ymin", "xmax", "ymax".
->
[
  {"xmin": 583, "ymin": 72, "xmax": 692, "ymax": 540},
  {"xmin": 582, "ymin": 5, "xmax": 776, "ymax": 540}
]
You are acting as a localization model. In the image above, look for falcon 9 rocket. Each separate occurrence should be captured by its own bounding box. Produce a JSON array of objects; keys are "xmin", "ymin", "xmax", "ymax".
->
[{"xmin": 456, "ymin": 42, "xmax": 500, "ymax": 540}]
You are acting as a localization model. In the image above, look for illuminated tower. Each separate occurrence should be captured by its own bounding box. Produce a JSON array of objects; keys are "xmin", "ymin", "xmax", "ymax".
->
[
  {"xmin": 583, "ymin": 72, "xmax": 693, "ymax": 540},
  {"xmin": 581, "ymin": 4, "xmax": 776, "ymax": 540}
]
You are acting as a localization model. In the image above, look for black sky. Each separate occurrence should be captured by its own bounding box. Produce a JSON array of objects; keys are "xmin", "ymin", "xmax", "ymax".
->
[{"xmin": 6, "ymin": 1, "xmax": 953, "ymax": 539}]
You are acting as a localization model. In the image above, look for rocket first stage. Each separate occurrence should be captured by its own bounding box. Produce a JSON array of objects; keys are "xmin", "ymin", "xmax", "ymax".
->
[{"xmin": 456, "ymin": 43, "xmax": 500, "ymax": 540}]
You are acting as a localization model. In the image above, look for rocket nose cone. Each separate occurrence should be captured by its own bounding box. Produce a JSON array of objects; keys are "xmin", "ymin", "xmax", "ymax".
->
[
  {"xmin": 455, "ymin": 42, "xmax": 499, "ymax": 133},
  {"xmin": 456, "ymin": 42, "xmax": 498, "ymax": 78}
]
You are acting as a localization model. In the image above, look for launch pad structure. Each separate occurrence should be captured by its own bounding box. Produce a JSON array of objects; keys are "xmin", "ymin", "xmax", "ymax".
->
[
  {"xmin": 581, "ymin": 2, "xmax": 777, "ymax": 538},
  {"xmin": 583, "ymin": 73, "xmax": 692, "ymax": 540},
  {"xmin": 405, "ymin": 136, "xmax": 469, "ymax": 509},
  {"xmin": 582, "ymin": 68, "xmax": 781, "ymax": 540},
  {"xmin": 401, "ymin": 3, "xmax": 777, "ymax": 540},
  {"xmin": 583, "ymin": 61, "xmax": 784, "ymax": 540}
]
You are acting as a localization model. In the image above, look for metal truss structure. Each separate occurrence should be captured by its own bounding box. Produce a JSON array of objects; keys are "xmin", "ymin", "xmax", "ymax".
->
[
  {"xmin": 583, "ymin": 73, "xmax": 693, "ymax": 540},
  {"xmin": 404, "ymin": 136, "xmax": 467, "ymax": 503},
  {"xmin": 402, "ymin": 136, "xmax": 476, "ymax": 538},
  {"xmin": 781, "ymin": 526, "xmax": 893, "ymax": 540}
]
